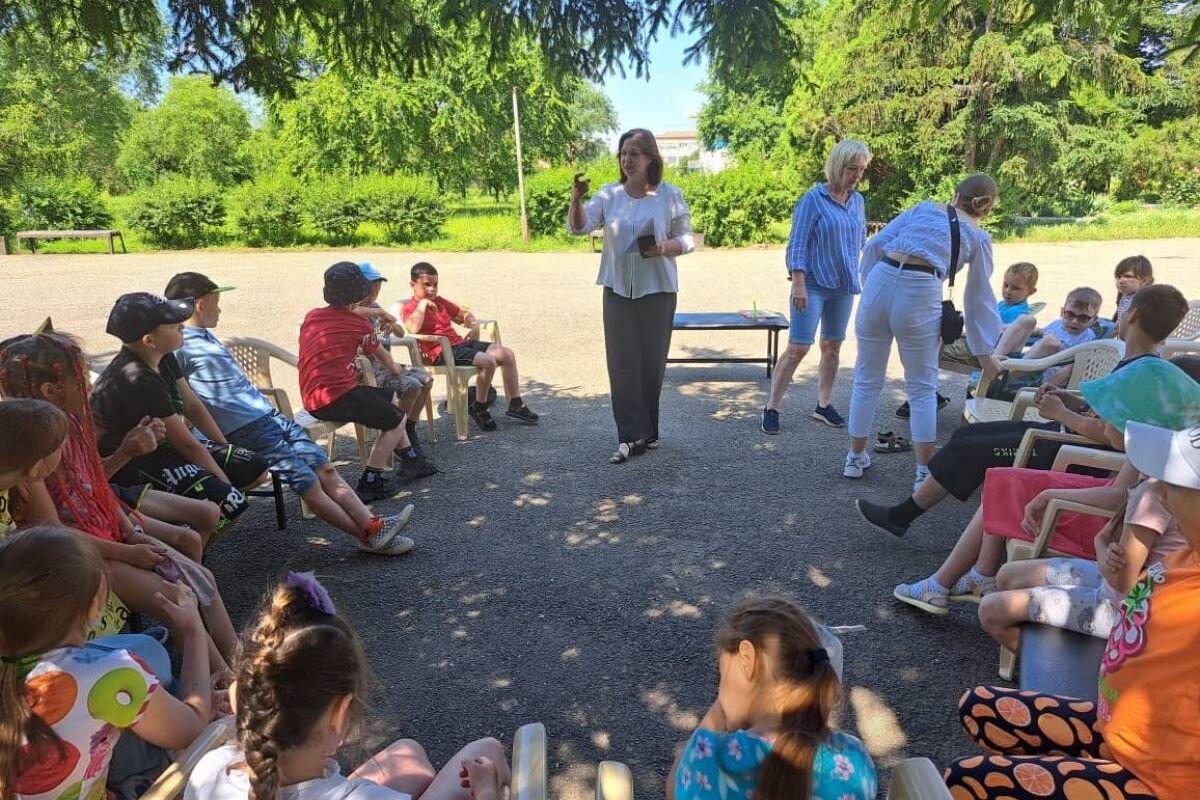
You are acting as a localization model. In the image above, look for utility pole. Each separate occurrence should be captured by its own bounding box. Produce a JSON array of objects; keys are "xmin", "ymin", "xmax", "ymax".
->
[{"xmin": 512, "ymin": 85, "xmax": 530, "ymax": 242}]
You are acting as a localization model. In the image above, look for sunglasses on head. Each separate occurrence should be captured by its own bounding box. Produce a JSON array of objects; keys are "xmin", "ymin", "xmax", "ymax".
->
[{"xmin": 1061, "ymin": 308, "xmax": 1095, "ymax": 324}]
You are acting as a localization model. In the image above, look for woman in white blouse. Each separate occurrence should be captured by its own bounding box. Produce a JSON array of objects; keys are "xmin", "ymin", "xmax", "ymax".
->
[
  {"xmin": 844, "ymin": 173, "xmax": 1004, "ymax": 490},
  {"xmin": 567, "ymin": 129, "xmax": 695, "ymax": 464}
]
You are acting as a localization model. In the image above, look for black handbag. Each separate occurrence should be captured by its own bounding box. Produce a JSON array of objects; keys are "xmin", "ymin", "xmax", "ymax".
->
[{"xmin": 941, "ymin": 204, "xmax": 965, "ymax": 345}]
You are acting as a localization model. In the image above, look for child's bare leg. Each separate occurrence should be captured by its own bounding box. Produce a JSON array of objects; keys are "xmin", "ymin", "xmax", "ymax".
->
[
  {"xmin": 138, "ymin": 515, "xmax": 204, "ymax": 563},
  {"xmin": 472, "ymin": 352, "xmax": 497, "ymax": 403},
  {"xmin": 138, "ymin": 490, "xmax": 221, "ymax": 547},
  {"xmin": 978, "ymin": 589, "xmax": 1033, "ymax": 651},
  {"xmin": 487, "ymin": 345, "xmax": 520, "ymax": 399},
  {"xmin": 195, "ymin": 562, "xmax": 238, "ymax": 662},
  {"xmin": 408, "ymin": 738, "xmax": 508, "ymax": 800},
  {"xmin": 106, "ymin": 560, "xmax": 230, "ymax": 672},
  {"xmin": 372, "ymin": 424, "xmax": 408, "ymax": 468},
  {"xmin": 996, "ymin": 559, "xmax": 1055, "ymax": 590},
  {"xmin": 994, "ymin": 315, "xmax": 1037, "ymax": 357},
  {"xmin": 1025, "ymin": 334, "xmax": 1062, "ymax": 360},
  {"xmin": 351, "ymin": 739, "xmax": 436, "ymax": 798},
  {"xmin": 932, "ymin": 506, "xmax": 988, "ymax": 589},
  {"xmin": 316, "ymin": 464, "xmax": 374, "ymax": 527}
]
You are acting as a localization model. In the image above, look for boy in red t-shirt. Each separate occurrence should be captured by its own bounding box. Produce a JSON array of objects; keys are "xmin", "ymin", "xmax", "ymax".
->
[
  {"xmin": 401, "ymin": 262, "xmax": 538, "ymax": 431},
  {"xmin": 300, "ymin": 262, "xmax": 437, "ymax": 504}
]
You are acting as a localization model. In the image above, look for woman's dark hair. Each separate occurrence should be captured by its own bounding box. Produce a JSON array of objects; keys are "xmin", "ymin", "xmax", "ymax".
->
[
  {"xmin": 716, "ymin": 598, "xmax": 839, "ymax": 800},
  {"xmin": 617, "ymin": 129, "xmax": 664, "ymax": 187},
  {"xmin": 0, "ymin": 399, "xmax": 68, "ymax": 474},
  {"xmin": 236, "ymin": 582, "xmax": 368, "ymax": 800},
  {"xmin": 0, "ymin": 527, "xmax": 105, "ymax": 800},
  {"xmin": 410, "ymin": 262, "xmax": 438, "ymax": 281}
]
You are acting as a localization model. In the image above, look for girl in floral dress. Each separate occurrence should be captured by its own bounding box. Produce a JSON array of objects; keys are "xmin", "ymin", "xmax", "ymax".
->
[{"xmin": 668, "ymin": 597, "xmax": 876, "ymax": 800}]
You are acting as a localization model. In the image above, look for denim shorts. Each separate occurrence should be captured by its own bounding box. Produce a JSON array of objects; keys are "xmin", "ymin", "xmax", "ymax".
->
[
  {"xmin": 228, "ymin": 411, "xmax": 329, "ymax": 496},
  {"xmin": 789, "ymin": 283, "xmax": 855, "ymax": 345}
]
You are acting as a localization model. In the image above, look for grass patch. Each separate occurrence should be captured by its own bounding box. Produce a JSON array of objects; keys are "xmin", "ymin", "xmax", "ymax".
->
[{"xmin": 997, "ymin": 207, "xmax": 1200, "ymax": 243}]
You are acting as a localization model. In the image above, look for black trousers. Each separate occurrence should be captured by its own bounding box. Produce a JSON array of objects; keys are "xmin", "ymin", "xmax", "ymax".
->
[{"xmin": 603, "ymin": 288, "xmax": 677, "ymax": 443}]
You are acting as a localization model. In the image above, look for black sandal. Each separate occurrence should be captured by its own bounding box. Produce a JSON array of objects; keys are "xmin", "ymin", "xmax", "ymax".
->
[
  {"xmin": 610, "ymin": 440, "xmax": 648, "ymax": 464},
  {"xmin": 873, "ymin": 431, "xmax": 912, "ymax": 453}
]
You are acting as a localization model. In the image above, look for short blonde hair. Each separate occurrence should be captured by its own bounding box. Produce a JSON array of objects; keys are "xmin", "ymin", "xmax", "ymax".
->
[
  {"xmin": 824, "ymin": 139, "xmax": 872, "ymax": 183},
  {"xmin": 1005, "ymin": 262, "xmax": 1039, "ymax": 290}
]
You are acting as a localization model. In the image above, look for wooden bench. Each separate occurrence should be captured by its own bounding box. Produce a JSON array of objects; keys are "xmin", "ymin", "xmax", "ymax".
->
[{"xmin": 17, "ymin": 229, "xmax": 127, "ymax": 254}]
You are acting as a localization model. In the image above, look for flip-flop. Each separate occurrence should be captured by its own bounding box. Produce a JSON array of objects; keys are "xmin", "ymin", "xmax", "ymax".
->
[{"xmin": 873, "ymin": 431, "xmax": 912, "ymax": 453}]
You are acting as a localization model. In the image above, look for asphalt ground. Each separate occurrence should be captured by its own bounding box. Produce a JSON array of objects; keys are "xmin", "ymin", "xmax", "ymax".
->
[{"xmin": 4, "ymin": 239, "xmax": 1199, "ymax": 797}]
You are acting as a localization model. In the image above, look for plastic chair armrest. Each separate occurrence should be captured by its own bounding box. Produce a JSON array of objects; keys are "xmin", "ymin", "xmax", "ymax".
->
[
  {"xmin": 1032, "ymin": 499, "xmax": 1116, "ymax": 559},
  {"xmin": 596, "ymin": 761, "xmax": 633, "ymax": 800},
  {"xmin": 1013, "ymin": 429, "xmax": 1093, "ymax": 468},
  {"xmin": 510, "ymin": 722, "xmax": 547, "ymax": 800},
  {"xmin": 138, "ymin": 716, "xmax": 234, "ymax": 800},
  {"xmin": 389, "ymin": 335, "xmax": 427, "ymax": 371},
  {"xmin": 258, "ymin": 387, "xmax": 295, "ymax": 419},
  {"xmin": 1009, "ymin": 387, "xmax": 1039, "ymax": 421},
  {"xmin": 1051, "ymin": 445, "xmax": 1126, "ymax": 474},
  {"xmin": 886, "ymin": 757, "xmax": 953, "ymax": 800}
]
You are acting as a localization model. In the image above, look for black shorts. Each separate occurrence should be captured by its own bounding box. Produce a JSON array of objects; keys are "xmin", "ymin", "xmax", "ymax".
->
[
  {"xmin": 927, "ymin": 420, "xmax": 1112, "ymax": 501},
  {"xmin": 452, "ymin": 340, "xmax": 491, "ymax": 366},
  {"xmin": 111, "ymin": 442, "xmax": 266, "ymax": 529},
  {"xmin": 110, "ymin": 482, "xmax": 151, "ymax": 510},
  {"xmin": 310, "ymin": 385, "xmax": 404, "ymax": 430}
]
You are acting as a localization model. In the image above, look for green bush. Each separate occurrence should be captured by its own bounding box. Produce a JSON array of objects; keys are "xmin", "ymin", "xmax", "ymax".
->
[
  {"xmin": 1163, "ymin": 174, "xmax": 1200, "ymax": 208},
  {"xmin": 684, "ymin": 163, "xmax": 794, "ymax": 247},
  {"xmin": 233, "ymin": 177, "xmax": 303, "ymax": 246},
  {"xmin": 358, "ymin": 174, "xmax": 446, "ymax": 244},
  {"xmin": 15, "ymin": 176, "xmax": 112, "ymax": 230},
  {"xmin": 525, "ymin": 161, "xmax": 618, "ymax": 237},
  {"xmin": 127, "ymin": 177, "xmax": 226, "ymax": 248},
  {"xmin": 304, "ymin": 176, "xmax": 366, "ymax": 243}
]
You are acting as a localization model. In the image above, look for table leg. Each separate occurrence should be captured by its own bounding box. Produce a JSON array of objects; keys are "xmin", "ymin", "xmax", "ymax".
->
[
  {"xmin": 107, "ymin": 234, "xmax": 115, "ymax": 255},
  {"xmin": 766, "ymin": 329, "xmax": 777, "ymax": 378}
]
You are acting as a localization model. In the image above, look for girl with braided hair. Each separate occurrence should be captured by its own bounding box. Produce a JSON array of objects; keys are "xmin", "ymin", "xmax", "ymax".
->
[
  {"xmin": 668, "ymin": 597, "xmax": 876, "ymax": 800},
  {"xmin": 186, "ymin": 573, "xmax": 508, "ymax": 800},
  {"xmin": 0, "ymin": 332, "xmax": 237, "ymax": 671},
  {"xmin": 0, "ymin": 526, "xmax": 213, "ymax": 800}
]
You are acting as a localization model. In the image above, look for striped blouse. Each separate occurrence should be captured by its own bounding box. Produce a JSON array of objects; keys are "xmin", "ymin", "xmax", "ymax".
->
[{"xmin": 784, "ymin": 183, "xmax": 866, "ymax": 294}]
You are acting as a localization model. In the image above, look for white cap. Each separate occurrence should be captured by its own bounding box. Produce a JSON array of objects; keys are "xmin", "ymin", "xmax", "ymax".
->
[
  {"xmin": 815, "ymin": 623, "xmax": 845, "ymax": 683},
  {"xmin": 1125, "ymin": 421, "xmax": 1200, "ymax": 490}
]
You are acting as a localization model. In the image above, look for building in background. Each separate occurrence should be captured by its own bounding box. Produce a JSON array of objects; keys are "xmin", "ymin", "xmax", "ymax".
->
[{"xmin": 656, "ymin": 130, "xmax": 731, "ymax": 173}]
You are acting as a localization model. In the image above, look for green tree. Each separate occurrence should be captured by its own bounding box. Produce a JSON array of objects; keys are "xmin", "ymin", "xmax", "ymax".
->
[
  {"xmin": 264, "ymin": 31, "xmax": 612, "ymax": 199},
  {"xmin": 0, "ymin": 31, "xmax": 154, "ymax": 190},
  {"xmin": 0, "ymin": 1, "xmax": 788, "ymax": 96},
  {"xmin": 118, "ymin": 75, "xmax": 252, "ymax": 188}
]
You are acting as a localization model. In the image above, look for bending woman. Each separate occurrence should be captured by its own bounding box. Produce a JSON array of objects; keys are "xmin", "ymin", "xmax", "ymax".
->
[{"xmin": 844, "ymin": 174, "xmax": 1004, "ymax": 491}]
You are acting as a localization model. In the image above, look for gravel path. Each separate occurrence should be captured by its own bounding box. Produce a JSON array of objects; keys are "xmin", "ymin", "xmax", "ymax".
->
[{"xmin": 4, "ymin": 239, "xmax": 1199, "ymax": 797}]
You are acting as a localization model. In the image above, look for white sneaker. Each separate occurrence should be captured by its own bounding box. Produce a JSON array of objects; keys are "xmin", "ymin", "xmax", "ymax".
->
[
  {"xmin": 843, "ymin": 450, "xmax": 872, "ymax": 479},
  {"xmin": 913, "ymin": 467, "xmax": 931, "ymax": 493},
  {"xmin": 357, "ymin": 504, "xmax": 415, "ymax": 555}
]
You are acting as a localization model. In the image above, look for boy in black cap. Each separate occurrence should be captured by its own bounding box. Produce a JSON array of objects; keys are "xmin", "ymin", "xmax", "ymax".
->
[
  {"xmin": 299, "ymin": 262, "xmax": 437, "ymax": 502},
  {"xmin": 91, "ymin": 292, "xmax": 268, "ymax": 535},
  {"xmin": 165, "ymin": 270, "xmax": 415, "ymax": 556}
]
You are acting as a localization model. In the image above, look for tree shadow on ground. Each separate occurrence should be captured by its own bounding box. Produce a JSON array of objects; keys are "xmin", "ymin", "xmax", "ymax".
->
[{"xmin": 207, "ymin": 367, "xmax": 993, "ymax": 799}]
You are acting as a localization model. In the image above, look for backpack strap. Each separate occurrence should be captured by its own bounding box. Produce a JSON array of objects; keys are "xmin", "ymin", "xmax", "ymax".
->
[{"xmin": 947, "ymin": 204, "xmax": 961, "ymax": 288}]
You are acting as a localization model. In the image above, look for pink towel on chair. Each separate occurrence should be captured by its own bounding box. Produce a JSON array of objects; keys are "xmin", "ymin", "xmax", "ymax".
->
[{"xmin": 982, "ymin": 467, "xmax": 1114, "ymax": 559}]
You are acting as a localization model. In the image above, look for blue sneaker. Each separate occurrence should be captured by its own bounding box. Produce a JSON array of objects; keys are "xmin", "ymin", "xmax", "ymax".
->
[
  {"xmin": 761, "ymin": 407, "xmax": 780, "ymax": 435},
  {"xmin": 811, "ymin": 404, "xmax": 846, "ymax": 428}
]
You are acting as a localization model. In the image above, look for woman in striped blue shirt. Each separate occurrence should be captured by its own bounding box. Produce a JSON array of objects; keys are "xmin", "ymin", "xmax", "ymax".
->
[{"xmin": 762, "ymin": 140, "xmax": 870, "ymax": 435}]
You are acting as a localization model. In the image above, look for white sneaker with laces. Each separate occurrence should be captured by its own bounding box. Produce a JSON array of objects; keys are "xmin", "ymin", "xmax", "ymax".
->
[{"xmin": 843, "ymin": 450, "xmax": 872, "ymax": 479}]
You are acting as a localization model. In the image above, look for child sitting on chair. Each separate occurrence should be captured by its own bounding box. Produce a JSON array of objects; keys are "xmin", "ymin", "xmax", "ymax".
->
[
  {"xmin": 1023, "ymin": 286, "xmax": 1104, "ymax": 359},
  {"xmin": 668, "ymin": 597, "xmax": 876, "ymax": 800},
  {"xmin": 164, "ymin": 271, "xmax": 415, "ymax": 557},
  {"xmin": 1114, "ymin": 254, "xmax": 1154, "ymax": 324},
  {"xmin": 401, "ymin": 262, "xmax": 538, "ymax": 432},
  {"xmin": 300, "ymin": 262, "xmax": 437, "ymax": 503},
  {"xmin": 185, "ymin": 572, "xmax": 508, "ymax": 800},
  {"xmin": 350, "ymin": 262, "xmax": 435, "ymax": 456}
]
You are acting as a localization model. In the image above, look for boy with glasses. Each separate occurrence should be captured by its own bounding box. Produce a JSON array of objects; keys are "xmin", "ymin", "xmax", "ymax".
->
[{"xmin": 1025, "ymin": 286, "xmax": 1103, "ymax": 358}]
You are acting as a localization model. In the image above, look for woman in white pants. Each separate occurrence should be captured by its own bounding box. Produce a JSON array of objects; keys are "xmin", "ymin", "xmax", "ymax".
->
[{"xmin": 844, "ymin": 173, "xmax": 1005, "ymax": 490}]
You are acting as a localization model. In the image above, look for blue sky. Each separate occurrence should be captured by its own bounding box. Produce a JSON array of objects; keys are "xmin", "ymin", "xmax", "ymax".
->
[{"xmin": 598, "ymin": 34, "xmax": 708, "ymax": 149}]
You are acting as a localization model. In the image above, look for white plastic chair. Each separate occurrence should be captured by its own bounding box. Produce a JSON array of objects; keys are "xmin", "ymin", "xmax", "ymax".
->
[
  {"xmin": 938, "ymin": 301, "xmax": 1047, "ymax": 375},
  {"xmin": 390, "ymin": 301, "xmax": 502, "ymax": 441},
  {"xmin": 963, "ymin": 339, "xmax": 1125, "ymax": 424},
  {"xmin": 1169, "ymin": 300, "xmax": 1200, "ymax": 340}
]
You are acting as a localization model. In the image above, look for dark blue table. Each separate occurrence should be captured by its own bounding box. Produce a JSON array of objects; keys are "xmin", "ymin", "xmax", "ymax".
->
[{"xmin": 669, "ymin": 312, "xmax": 789, "ymax": 378}]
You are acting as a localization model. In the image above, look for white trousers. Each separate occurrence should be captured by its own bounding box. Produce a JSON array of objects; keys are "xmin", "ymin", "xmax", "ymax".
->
[{"xmin": 848, "ymin": 263, "xmax": 942, "ymax": 443}]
